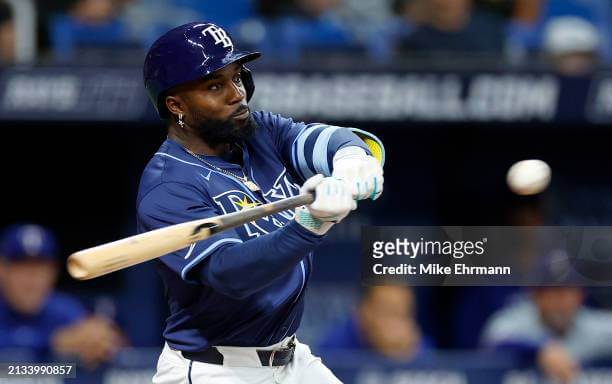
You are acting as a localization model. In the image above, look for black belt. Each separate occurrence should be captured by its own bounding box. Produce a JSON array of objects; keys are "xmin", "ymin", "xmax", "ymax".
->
[{"xmin": 182, "ymin": 337, "xmax": 296, "ymax": 367}]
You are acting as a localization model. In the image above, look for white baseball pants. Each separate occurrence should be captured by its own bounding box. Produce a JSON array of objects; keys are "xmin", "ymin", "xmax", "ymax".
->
[{"xmin": 152, "ymin": 336, "xmax": 342, "ymax": 384}]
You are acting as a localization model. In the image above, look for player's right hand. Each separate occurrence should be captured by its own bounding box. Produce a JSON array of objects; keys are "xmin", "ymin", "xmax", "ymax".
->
[{"xmin": 295, "ymin": 174, "xmax": 355, "ymax": 235}]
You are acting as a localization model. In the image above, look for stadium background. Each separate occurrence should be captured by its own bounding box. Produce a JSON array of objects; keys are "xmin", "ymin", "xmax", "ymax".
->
[{"xmin": 2, "ymin": 0, "xmax": 612, "ymax": 383}]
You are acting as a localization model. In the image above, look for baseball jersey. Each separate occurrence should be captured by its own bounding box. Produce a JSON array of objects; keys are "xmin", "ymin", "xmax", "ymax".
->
[
  {"xmin": 482, "ymin": 298, "xmax": 612, "ymax": 363},
  {"xmin": 137, "ymin": 111, "xmax": 372, "ymax": 352},
  {"xmin": 0, "ymin": 293, "xmax": 86, "ymax": 360}
]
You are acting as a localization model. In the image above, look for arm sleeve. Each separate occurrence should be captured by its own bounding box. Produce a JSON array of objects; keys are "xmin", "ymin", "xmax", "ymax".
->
[
  {"xmin": 195, "ymin": 220, "xmax": 322, "ymax": 299},
  {"xmin": 137, "ymin": 182, "xmax": 325, "ymax": 298},
  {"xmin": 256, "ymin": 111, "xmax": 373, "ymax": 182}
]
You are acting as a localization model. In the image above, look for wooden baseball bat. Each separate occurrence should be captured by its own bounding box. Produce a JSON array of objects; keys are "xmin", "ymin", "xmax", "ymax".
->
[{"xmin": 67, "ymin": 193, "xmax": 314, "ymax": 280}]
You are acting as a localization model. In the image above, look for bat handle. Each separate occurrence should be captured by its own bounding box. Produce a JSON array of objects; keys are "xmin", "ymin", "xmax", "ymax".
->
[
  {"xmin": 292, "ymin": 192, "xmax": 315, "ymax": 206},
  {"xmin": 207, "ymin": 192, "xmax": 315, "ymax": 235}
]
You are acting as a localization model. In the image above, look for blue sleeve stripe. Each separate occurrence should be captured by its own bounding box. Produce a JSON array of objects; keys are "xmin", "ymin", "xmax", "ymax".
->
[
  {"xmin": 295, "ymin": 124, "xmax": 326, "ymax": 179},
  {"xmin": 303, "ymin": 126, "xmax": 326, "ymax": 175},
  {"xmin": 290, "ymin": 125, "xmax": 308, "ymax": 180},
  {"xmin": 180, "ymin": 238, "xmax": 243, "ymax": 281},
  {"xmin": 312, "ymin": 126, "xmax": 341, "ymax": 176}
]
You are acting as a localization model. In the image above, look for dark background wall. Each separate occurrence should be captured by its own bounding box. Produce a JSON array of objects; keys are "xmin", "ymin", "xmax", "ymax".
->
[{"xmin": 3, "ymin": 119, "xmax": 611, "ymax": 347}]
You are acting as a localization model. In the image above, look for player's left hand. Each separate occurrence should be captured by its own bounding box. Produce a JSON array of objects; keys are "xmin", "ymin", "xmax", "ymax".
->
[
  {"xmin": 295, "ymin": 174, "xmax": 355, "ymax": 235},
  {"xmin": 332, "ymin": 146, "xmax": 384, "ymax": 200}
]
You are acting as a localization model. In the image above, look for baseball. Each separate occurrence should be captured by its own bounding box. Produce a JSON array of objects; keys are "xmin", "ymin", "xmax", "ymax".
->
[{"xmin": 506, "ymin": 159, "xmax": 551, "ymax": 195}]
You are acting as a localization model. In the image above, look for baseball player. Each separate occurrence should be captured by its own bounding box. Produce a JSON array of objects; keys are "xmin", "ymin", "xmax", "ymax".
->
[
  {"xmin": 138, "ymin": 22, "xmax": 384, "ymax": 383},
  {"xmin": 0, "ymin": 224, "xmax": 124, "ymax": 366}
]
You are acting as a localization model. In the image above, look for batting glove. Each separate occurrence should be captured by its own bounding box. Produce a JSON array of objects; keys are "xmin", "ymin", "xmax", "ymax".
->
[
  {"xmin": 332, "ymin": 146, "xmax": 384, "ymax": 200},
  {"xmin": 294, "ymin": 174, "xmax": 356, "ymax": 235}
]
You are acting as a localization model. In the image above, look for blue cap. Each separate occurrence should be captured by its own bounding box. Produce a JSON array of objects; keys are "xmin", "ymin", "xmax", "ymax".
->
[{"xmin": 0, "ymin": 224, "xmax": 58, "ymax": 262}]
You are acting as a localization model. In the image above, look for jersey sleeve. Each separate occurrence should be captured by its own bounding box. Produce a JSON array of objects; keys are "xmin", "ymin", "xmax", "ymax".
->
[
  {"xmin": 137, "ymin": 182, "xmax": 243, "ymax": 283},
  {"xmin": 254, "ymin": 111, "xmax": 374, "ymax": 182},
  {"xmin": 137, "ymin": 181, "xmax": 326, "ymax": 297}
]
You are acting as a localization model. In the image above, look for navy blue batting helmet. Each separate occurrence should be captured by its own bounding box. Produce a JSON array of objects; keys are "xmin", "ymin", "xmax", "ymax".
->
[{"xmin": 143, "ymin": 22, "xmax": 261, "ymax": 119}]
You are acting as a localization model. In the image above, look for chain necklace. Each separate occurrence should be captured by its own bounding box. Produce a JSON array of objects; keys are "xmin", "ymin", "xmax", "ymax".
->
[{"xmin": 185, "ymin": 148, "xmax": 260, "ymax": 192}]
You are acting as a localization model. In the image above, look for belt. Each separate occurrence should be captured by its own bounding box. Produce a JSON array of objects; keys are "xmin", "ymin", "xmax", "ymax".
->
[{"xmin": 182, "ymin": 337, "xmax": 296, "ymax": 367}]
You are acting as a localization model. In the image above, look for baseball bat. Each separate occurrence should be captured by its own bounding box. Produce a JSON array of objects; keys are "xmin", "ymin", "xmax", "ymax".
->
[{"xmin": 67, "ymin": 193, "xmax": 314, "ymax": 280}]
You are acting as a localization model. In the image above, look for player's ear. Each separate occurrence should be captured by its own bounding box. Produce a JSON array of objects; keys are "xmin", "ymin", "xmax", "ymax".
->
[{"xmin": 165, "ymin": 95, "xmax": 184, "ymax": 117}]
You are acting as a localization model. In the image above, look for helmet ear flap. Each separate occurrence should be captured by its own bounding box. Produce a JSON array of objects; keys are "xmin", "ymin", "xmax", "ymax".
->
[{"xmin": 241, "ymin": 67, "xmax": 255, "ymax": 102}]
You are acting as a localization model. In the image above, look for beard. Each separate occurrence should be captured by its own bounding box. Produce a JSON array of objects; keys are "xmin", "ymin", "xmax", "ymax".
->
[{"xmin": 189, "ymin": 110, "xmax": 256, "ymax": 147}]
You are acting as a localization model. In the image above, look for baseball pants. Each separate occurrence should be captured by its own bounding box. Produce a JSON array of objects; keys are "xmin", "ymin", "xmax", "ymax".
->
[{"xmin": 152, "ymin": 336, "xmax": 342, "ymax": 384}]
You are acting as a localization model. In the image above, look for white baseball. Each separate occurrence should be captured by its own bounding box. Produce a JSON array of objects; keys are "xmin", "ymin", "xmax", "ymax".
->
[{"xmin": 506, "ymin": 159, "xmax": 551, "ymax": 196}]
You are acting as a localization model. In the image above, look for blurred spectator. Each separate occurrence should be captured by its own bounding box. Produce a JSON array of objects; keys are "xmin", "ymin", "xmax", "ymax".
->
[
  {"xmin": 172, "ymin": 0, "xmax": 254, "ymax": 30},
  {"xmin": 482, "ymin": 287, "xmax": 612, "ymax": 382},
  {"xmin": 480, "ymin": 0, "xmax": 543, "ymax": 62},
  {"xmin": 529, "ymin": 0, "xmax": 612, "ymax": 63},
  {"xmin": 337, "ymin": 0, "xmax": 394, "ymax": 52},
  {"xmin": 475, "ymin": 0, "xmax": 515, "ymax": 17},
  {"xmin": 0, "ymin": 1, "xmax": 14, "ymax": 63},
  {"xmin": 0, "ymin": 224, "xmax": 125, "ymax": 367},
  {"xmin": 257, "ymin": 0, "xmax": 295, "ymax": 17},
  {"xmin": 125, "ymin": 0, "xmax": 257, "ymax": 49},
  {"xmin": 340, "ymin": 0, "xmax": 393, "ymax": 29},
  {"xmin": 49, "ymin": 0, "xmax": 137, "ymax": 62},
  {"xmin": 121, "ymin": 0, "xmax": 199, "ymax": 49},
  {"xmin": 362, "ymin": 0, "xmax": 424, "ymax": 61},
  {"xmin": 257, "ymin": 0, "xmax": 356, "ymax": 61},
  {"xmin": 319, "ymin": 285, "xmax": 430, "ymax": 360},
  {"xmin": 398, "ymin": 0, "xmax": 506, "ymax": 58},
  {"xmin": 542, "ymin": 16, "xmax": 601, "ymax": 76}
]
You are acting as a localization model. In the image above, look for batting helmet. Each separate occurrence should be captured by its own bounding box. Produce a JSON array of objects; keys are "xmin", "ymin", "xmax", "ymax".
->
[{"xmin": 143, "ymin": 22, "xmax": 261, "ymax": 118}]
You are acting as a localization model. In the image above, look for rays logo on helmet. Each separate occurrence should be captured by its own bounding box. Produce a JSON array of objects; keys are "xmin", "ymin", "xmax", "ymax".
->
[{"xmin": 202, "ymin": 25, "xmax": 233, "ymax": 48}]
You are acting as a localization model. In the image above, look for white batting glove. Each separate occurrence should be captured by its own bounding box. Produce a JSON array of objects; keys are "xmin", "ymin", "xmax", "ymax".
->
[
  {"xmin": 332, "ymin": 146, "xmax": 384, "ymax": 200},
  {"xmin": 294, "ymin": 174, "xmax": 356, "ymax": 235}
]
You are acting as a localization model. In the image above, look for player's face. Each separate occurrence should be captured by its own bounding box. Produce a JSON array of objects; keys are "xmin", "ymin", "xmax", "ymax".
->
[
  {"xmin": 358, "ymin": 286, "xmax": 420, "ymax": 359},
  {"xmin": 0, "ymin": 260, "xmax": 57, "ymax": 315},
  {"xmin": 171, "ymin": 63, "xmax": 254, "ymax": 145},
  {"xmin": 533, "ymin": 287, "xmax": 584, "ymax": 335}
]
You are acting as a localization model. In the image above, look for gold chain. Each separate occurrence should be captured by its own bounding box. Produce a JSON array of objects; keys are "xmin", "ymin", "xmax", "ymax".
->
[{"xmin": 184, "ymin": 148, "xmax": 260, "ymax": 192}]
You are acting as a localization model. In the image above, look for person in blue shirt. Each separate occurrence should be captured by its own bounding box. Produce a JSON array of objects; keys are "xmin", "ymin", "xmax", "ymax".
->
[
  {"xmin": 481, "ymin": 287, "xmax": 612, "ymax": 382},
  {"xmin": 319, "ymin": 285, "xmax": 430, "ymax": 361},
  {"xmin": 49, "ymin": 0, "xmax": 136, "ymax": 62},
  {"xmin": 0, "ymin": 224, "xmax": 125, "ymax": 367},
  {"xmin": 140, "ymin": 22, "xmax": 385, "ymax": 383},
  {"xmin": 259, "ymin": 0, "xmax": 356, "ymax": 62},
  {"xmin": 398, "ymin": 0, "xmax": 505, "ymax": 57}
]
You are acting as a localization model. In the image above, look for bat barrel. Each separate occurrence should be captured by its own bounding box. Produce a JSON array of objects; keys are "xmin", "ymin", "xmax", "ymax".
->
[{"xmin": 67, "ymin": 254, "xmax": 90, "ymax": 280}]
